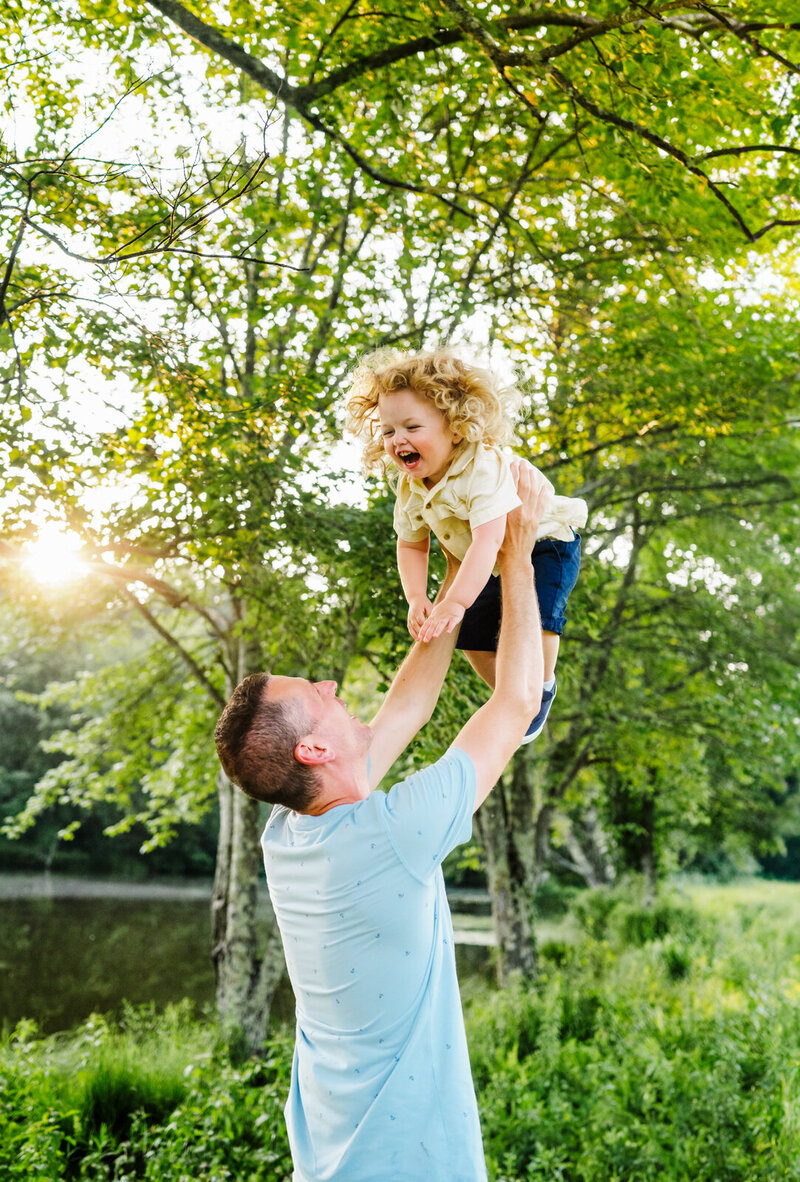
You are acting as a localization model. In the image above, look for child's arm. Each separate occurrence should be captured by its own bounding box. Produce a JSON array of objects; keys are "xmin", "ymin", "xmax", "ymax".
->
[
  {"xmin": 416, "ymin": 514, "xmax": 507, "ymax": 643},
  {"xmin": 397, "ymin": 536, "xmax": 433, "ymax": 640}
]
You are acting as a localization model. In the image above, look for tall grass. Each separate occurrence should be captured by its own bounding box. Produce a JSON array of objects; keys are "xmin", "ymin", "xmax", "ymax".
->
[
  {"xmin": 0, "ymin": 1000, "xmax": 293, "ymax": 1181},
  {"xmin": 1, "ymin": 881, "xmax": 798, "ymax": 1180},
  {"xmin": 471, "ymin": 880, "xmax": 800, "ymax": 1181}
]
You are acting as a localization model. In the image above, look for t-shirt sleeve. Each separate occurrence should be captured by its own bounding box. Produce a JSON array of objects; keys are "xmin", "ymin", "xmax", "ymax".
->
[
  {"xmin": 465, "ymin": 448, "xmax": 522, "ymax": 531},
  {"xmin": 393, "ymin": 481, "xmax": 430, "ymax": 543},
  {"xmin": 380, "ymin": 748, "xmax": 476, "ymax": 883}
]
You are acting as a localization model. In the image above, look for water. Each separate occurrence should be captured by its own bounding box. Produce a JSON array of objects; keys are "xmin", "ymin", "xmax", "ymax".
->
[{"xmin": 0, "ymin": 875, "xmax": 495, "ymax": 1035}]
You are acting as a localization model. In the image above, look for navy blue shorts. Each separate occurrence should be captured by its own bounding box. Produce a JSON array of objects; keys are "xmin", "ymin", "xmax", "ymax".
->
[{"xmin": 456, "ymin": 534, "xmax": 581, "ymax": 652}]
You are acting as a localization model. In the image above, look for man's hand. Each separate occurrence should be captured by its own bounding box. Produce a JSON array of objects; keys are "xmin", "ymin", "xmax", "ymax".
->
[
  {"xmin": 407, "ymin": 595, "xmax": 433, "ymax": 640},
  {"xmin": 500, "ymin": 460, "xmax": 553, "ymax": 563},
  {"xmin": 416, "ymin": 598, "xmax": 465, "ymax": 643}
]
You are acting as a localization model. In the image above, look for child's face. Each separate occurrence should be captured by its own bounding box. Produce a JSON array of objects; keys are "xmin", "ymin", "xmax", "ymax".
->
[{"xmin": 378, "ymin": 388, "xmax": 461, "ymax": 487}]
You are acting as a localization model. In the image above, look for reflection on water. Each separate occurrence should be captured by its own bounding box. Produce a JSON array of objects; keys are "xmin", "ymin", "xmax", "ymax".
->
[
  {"xmin": 0, "ymin": 875, "xmax": 494, "ymax": 1035},
  {"xmin": 1, "ymin": 893, "xmax": 216, "ymax": 1035}
]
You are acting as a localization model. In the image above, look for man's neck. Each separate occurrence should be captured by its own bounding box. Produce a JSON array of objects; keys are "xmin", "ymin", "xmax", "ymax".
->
[{"xmin": 300, "ymin": 757, "xmax": 371, "ymax": 815}]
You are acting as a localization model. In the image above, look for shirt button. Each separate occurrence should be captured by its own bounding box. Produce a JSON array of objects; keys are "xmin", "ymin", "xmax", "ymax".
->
[{"xmin": 443, "ymin": 532, "xmax": 450, "ymax": 539}]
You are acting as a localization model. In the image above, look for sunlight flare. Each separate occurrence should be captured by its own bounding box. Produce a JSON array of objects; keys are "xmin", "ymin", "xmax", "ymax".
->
[{"xmin": 23, "ymin": 524, "xmax": 88, "ymax": 586}]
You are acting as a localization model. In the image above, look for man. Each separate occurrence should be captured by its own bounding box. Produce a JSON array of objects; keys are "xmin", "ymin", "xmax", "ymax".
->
[{"xmin": 214, "ymin": 464, "xmax": 549, "ymax": 1182}]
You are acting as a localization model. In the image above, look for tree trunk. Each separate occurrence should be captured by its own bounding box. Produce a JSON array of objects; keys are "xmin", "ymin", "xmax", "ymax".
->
[
  {"xmin": 562, "ymin": 806, "xmax": 616, "ymax": 888},
  {"xmin": 476, "ymin": 760, "xmax": 539, "ymax": 984},
  {"xmin": 476, "ymin": 736, "xmax": 600, "ymax": 979},
  {"xmin": 211, "ymin": 768, "xmax": 286, "ymax": 1055}
]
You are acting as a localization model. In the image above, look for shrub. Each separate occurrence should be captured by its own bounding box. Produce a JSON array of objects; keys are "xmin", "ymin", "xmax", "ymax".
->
[
  {"xmin": 468, "ymin": 883, "xmax": 800, "ymax": 1182},
  {"xmin": 572, "ymin": 880, "xmax": 709, "ymax": 951},
  {"xmin": 533, "ymin": 879, "xmax": 581, "ymax": 920},
  {"xmin": 0, "ymin": 1003, "xmax": 294, "ymax": 1181}
]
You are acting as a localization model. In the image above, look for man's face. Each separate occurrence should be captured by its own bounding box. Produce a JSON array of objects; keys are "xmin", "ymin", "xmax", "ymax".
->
[{"xmin": 265, "ymin": 676, "xmax": 371, "ymax": 758}]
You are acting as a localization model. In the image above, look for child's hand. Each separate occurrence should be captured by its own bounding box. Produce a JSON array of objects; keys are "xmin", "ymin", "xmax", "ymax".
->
[
  {"xmin": 417, "ymin": 600, "xmax": 465, "ymax": 643},
  {"xmin": 407, "ymin": 596, "xmax": 433, "ymax": 640}
]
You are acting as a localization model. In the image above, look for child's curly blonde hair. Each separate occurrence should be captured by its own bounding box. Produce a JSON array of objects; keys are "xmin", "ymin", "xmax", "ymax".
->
[{"xmin": 346, "ymin": 345, "xmax": 522, "ymax": 473}]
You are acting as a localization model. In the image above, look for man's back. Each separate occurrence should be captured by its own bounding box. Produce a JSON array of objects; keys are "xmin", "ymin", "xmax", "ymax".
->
[{"xmin": 262, "ymin": 748, "xmax": 487, "ymax": 1182}]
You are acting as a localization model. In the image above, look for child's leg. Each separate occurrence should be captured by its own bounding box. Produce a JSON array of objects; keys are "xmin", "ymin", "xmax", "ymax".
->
[
  {"xmin": 458, "ymin": 536, "xmax": 580, "ymax": 743},
  {"xmin": 466, "ymin": 634, "xmax": 557, "ymax": 688},
  {"xmin": 531, "ymin": 535, "xmax": 581, "ymax": 651},
  {"xmin": 460, "ymin": 566, "xmax": 567, "ymax": 691},
  {"xmin": 456, "ymin": 574, "xmax": 501, "ymax": 686},
  {"xmin": 517, "ymin": 535, "xmax": 581, "ymax": 744},
  {"xmin": 543, "ymin": 631, "xmax": 560, "ymax": 682},
  {"xmin": 463, "ymin": 649, "xmax": 496, "ymax": 689}
]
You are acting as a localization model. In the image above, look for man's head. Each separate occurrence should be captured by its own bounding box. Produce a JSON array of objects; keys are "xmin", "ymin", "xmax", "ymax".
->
[
  {"xmin": 214, "ymin": 673, "xmax": 320, "ymax": 810},
  {"xmin": 214, "ymin": 673, "xmax": 370, "ymax": 811}
]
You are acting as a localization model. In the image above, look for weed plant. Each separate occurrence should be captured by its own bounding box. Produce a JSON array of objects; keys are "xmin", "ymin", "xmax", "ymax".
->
[{"xmin": 1, "ymin": 881, "xmax": 798, "ymax": 1181}]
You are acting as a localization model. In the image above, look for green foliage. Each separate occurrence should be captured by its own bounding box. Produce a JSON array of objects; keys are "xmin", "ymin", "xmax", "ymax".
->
[
  {"xmin": 571, "ymin": 881, "xmax": 708, "ymax": 948},
  {"xmin": 0, "ymin": 1003, "xmax": 293, "ymax": 1182},
  {"xmin": 2, "ymin": 884, "xmax": 800, "ymax": 1181},
  {"xmin": 469, "ymin": 882, "xmax": 800, "ymax": 1181},
  {"xmin": 3, "ymin": 639, "xmax": 220, "ymax": 853},
  {"xmin": 0, "ymin": 611, "xmax": 217, "ymax": 876}
]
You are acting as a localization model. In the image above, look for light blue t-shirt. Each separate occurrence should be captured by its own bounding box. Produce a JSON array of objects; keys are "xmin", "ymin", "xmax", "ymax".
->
[{"xmin": 261, "ymin": 747, "xmax": 486, "ymax": 1182}]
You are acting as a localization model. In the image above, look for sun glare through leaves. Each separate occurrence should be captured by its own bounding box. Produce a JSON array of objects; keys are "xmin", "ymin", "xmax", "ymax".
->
[{"xmin": 23, "ymin": 524, "xmax": 88, "ymax": 586}]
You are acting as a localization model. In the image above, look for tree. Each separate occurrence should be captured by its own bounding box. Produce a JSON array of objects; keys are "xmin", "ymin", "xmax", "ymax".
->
[
  {"xmin": 1, "ymin": 36, "xmax": 471, "ymax": 1043},
  {"xmin": 144, "ymin": 0, "xmax": 800, "ymax": 242},
  {"xmin": 3, "ymin": 0, "xmax": 799, "ymax": 1017},
  {"xmin": 470, "ymin": 275, "xmax": 800, "ymax": 974}
]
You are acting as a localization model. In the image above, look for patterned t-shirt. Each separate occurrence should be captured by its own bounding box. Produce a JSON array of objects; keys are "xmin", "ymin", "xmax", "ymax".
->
[{"xmin": 261, "ymin": 747, "xmax": 486, "ymax": 1182}]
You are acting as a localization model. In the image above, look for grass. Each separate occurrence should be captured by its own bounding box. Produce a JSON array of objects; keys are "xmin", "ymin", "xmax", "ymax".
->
[
  {"xmin": 1, "ymin": 879, "xmax": 798, "ymax": 1181},
  {"xmin": 0, "ymin": 1001, "xmax": 293, "ymax": 1181},
  {"xmin": 470, "ymin": 878, "xmax": 800, "ymax": 1181}
]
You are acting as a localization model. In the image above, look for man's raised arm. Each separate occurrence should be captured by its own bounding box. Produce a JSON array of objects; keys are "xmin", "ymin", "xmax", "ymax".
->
[
  {"xmin": 451, "ymin": 464, "xmax": 548, "ymax": 811},
  {"xmin": 367, "ymin": 553, "xmax": 460, "ymax": 787}
]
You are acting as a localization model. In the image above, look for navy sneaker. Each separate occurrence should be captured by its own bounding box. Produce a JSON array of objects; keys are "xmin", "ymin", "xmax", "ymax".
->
[{"xmin": 519, "ymin": 681, "xmax": 557, "ymax": 746}]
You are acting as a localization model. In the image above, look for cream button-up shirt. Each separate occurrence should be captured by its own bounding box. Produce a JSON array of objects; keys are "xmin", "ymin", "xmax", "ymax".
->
[{"xmin": 393, "ymin": 442, "xmax": 587, "ymax": 571}]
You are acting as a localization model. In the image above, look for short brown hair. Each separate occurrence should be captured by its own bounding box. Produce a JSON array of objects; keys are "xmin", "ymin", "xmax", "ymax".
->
[{"xmin": 214, "ymin": 673, "xmax": 320, "ymax": 810}]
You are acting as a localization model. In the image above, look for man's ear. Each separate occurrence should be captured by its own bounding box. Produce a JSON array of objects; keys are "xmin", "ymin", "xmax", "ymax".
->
[{"xmin": 295, "ymin": 736, "xmax": 335, "ymax": 766}]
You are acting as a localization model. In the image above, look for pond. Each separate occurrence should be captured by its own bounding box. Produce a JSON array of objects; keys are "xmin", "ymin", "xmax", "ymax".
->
[{"xmin": 0, "ymin": 874, "xmax": 495, "ymax": 1035}]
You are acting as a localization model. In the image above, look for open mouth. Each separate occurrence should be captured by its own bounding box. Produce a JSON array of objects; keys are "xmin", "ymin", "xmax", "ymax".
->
[{"xmin": 397, "ymin": 450, "xmax": 421, "ymax": 468}]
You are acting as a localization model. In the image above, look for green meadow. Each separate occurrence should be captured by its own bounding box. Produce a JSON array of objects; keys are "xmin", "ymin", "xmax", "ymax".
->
[{"xmin": 2, "ymin": 880, "xmax": 799, "ymax": 1182}]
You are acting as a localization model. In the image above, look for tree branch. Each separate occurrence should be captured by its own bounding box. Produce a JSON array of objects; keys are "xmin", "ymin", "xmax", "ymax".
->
[
  {"xmin": 15, "ymin": 148, "xmax": 293, "ymax": 269},
  {"xmin": 698, "ymin": 143, "xmax": 800, "ymax": 161},
  {"xmin": 143, "ymin": 0, "xmax": 798, "ymax": 242},
  {"xmin": 120, "ymin": 586, "xmax": 226, "ymax": 707},
  {"xmin": 543, "ymin": 62, "xmax": 759, "ymax": 241},
  {"xmin": 89, "ymin": 555, "xmax": 229, "ymax": 646},
  {"xmin": 696, "ymin": 2, "xmax": 800, "ymax": 74},
  {"xmin": 143, "ymin": 0, "xmax": 476, "ymax": 219}
]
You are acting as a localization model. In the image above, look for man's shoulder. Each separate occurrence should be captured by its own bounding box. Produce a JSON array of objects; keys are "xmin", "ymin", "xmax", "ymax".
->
[
  {"xmin": 383, "ymin": 748, "xmax": 476, "ymax": 810},
  {"xmin": 377, "ymin": 749, "xmax": 477, "ymax": 879},
  {"xmin": 261, "ymin": 803, "xmax": 290, "ymax": 845}
]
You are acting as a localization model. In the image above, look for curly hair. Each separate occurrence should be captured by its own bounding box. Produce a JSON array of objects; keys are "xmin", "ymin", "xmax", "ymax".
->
[{"xmin": 345, "ymin": 345, "xmax": 522, "ymax": 473}]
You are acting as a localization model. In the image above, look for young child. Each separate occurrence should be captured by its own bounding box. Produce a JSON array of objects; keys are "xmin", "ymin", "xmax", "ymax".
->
[{"xmin": 346, "ymin": 346, "xmax": 587, "ymax": 743}]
